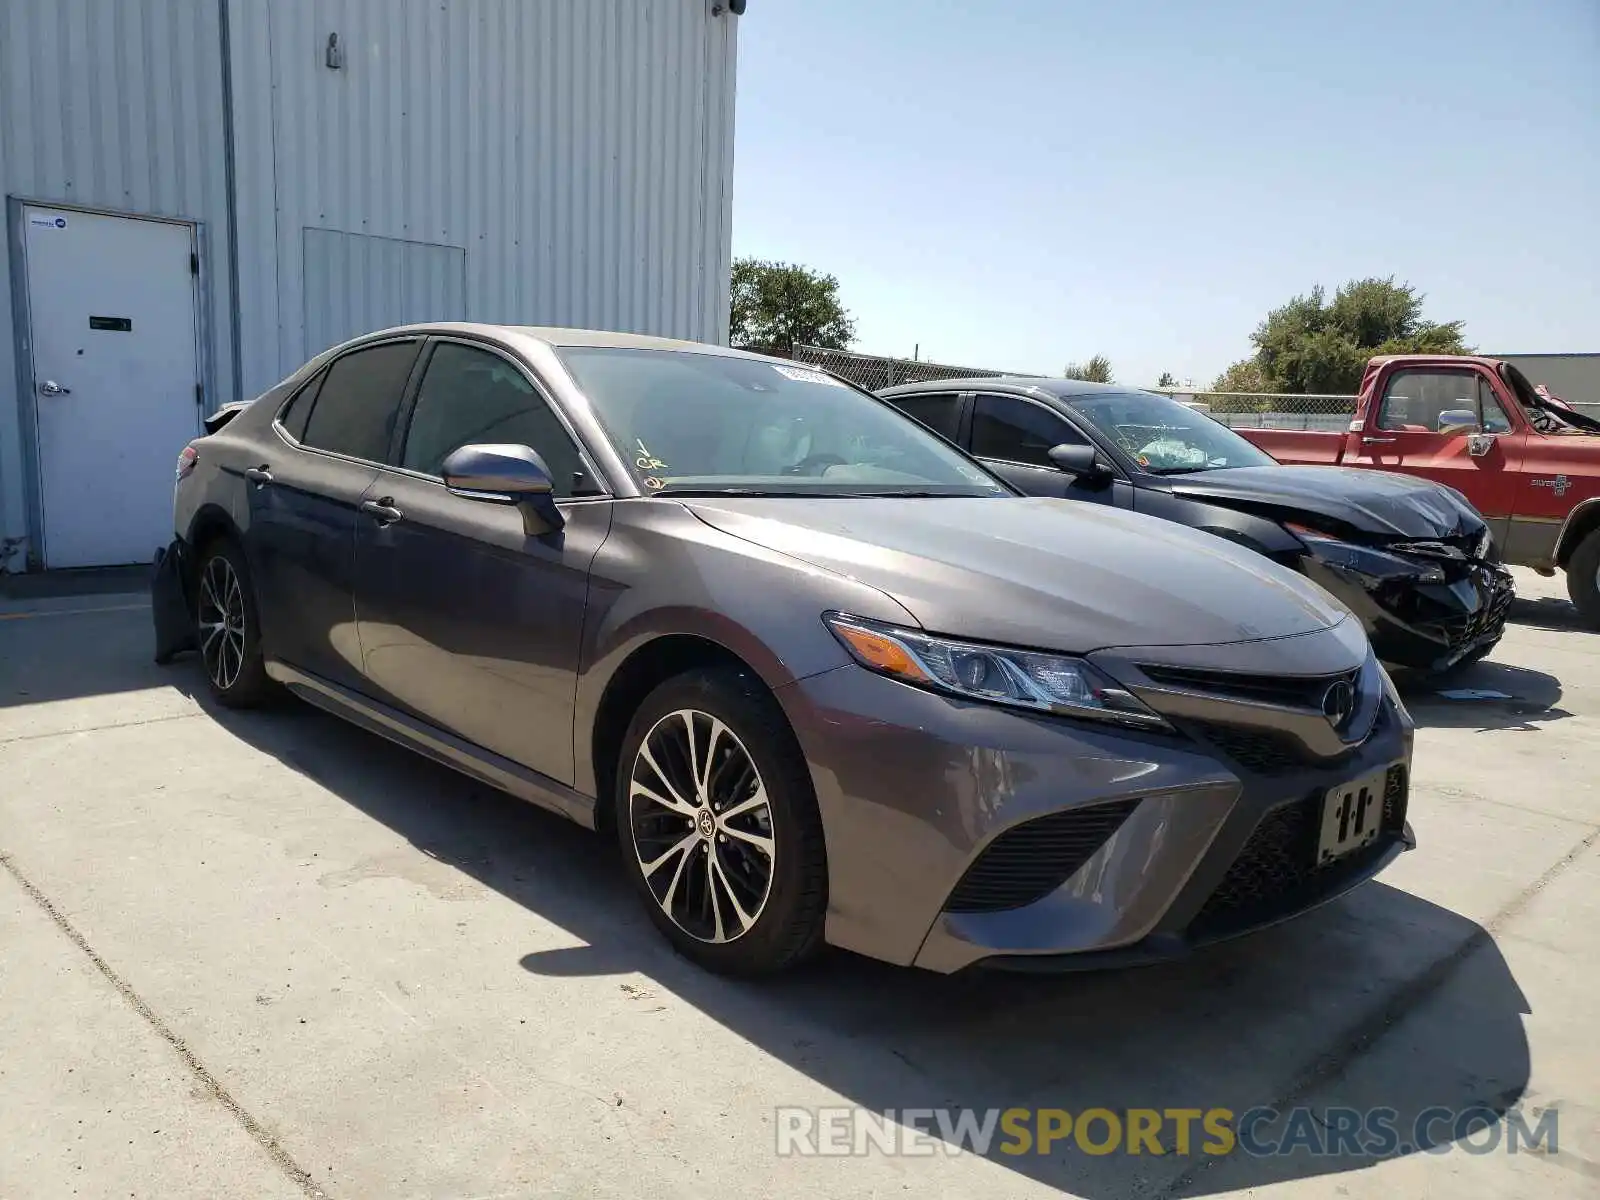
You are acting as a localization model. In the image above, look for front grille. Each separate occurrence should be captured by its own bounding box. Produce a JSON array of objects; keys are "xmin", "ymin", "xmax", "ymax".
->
[
  {"xmin": 1187, "ymin": 764, "xmax": 1408, "ymax": 939},
  {"xmin": 1383, "ymin": 762, "xmax": 1408, "ymax": 828},
  {"xmin": 1449, "ymin": 573, "xmax": 1514, "ymax": 649},
  {"xmin": 1184, "ymin": 721, "xmax": 1314, "ymax": 775},
  {"xmin": 1138, "ymin": 664, "xmax": 1360, "ymax": 711},
  {"xmin": 1183, "ymin": 701, "xmax": 1390, "ymax": 778},
  {"xmin": 945, "ymin": 799, "xmax": 1141, "ymax": 914}
]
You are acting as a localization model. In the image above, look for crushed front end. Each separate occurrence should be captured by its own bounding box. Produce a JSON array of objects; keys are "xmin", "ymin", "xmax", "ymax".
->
[{"xmin": 1292, "ymin": 524, "xmax": 1515, "ymax": 673}]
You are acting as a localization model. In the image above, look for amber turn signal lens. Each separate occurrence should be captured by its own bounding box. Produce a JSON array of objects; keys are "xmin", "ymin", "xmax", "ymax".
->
[{"xmin": 830, "ymin": 622, "xmax": 929, "ymax": 683}]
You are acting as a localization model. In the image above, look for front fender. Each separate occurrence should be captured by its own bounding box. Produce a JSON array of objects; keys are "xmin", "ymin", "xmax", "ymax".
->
[{"xmin": 570, "ymin": 499, "xmax": 917, "ymax": 798}]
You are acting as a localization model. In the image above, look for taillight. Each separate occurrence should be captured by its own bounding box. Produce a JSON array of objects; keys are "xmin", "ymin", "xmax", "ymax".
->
[{"xmin": 176, "ymin": 445, "xmax": 199, "ymax": 481}]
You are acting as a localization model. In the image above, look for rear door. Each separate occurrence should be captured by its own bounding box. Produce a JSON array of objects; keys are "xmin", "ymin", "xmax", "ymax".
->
[
  {"xmin": 1345, "ymin": 366, "xmax": 1524, "ymax": 527},
  {"xmin": 246, "ymin": 337, "xmax": 422, "ymax": 689},
  {"xmin": 353, "ymin": 337, "xmax": 611, "ymax": 785},
  {"xmin": 968, "ymin": 393, "xmax": 1121, "ymax": 504}
]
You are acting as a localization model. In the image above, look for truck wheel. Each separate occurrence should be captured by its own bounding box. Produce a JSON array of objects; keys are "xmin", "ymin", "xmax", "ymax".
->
[{"xmin": 1569, "ymin": 530, "xmax": 1600, "ymax": 630}]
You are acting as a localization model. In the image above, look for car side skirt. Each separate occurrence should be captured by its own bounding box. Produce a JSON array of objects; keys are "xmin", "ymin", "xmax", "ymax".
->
[{"xmin": 264, "ymin": 659, "xmax": 598, "ymax": 830}]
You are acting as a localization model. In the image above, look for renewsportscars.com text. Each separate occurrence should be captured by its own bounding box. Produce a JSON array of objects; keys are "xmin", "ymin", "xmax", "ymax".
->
[{"xmin": 775, "ymin": 1105, "xmax": 1559, "ymax": 1158}]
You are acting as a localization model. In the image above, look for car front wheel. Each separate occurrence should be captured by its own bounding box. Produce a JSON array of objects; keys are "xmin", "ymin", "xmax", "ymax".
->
[{"xmin": 615, "ymin": 667, "xmax": 827, "ymax": 976}]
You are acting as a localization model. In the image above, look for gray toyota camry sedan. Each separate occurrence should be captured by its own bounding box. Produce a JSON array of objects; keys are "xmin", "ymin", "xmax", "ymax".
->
[{"xmin": 157, "ymin": 324, "xmax": 1415, "ymax": 976}]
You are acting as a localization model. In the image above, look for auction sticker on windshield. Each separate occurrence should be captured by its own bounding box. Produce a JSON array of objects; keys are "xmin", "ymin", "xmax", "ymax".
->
[{"xmin": 772, "ymin": 364, "xmax": 844, "ymax": 387}]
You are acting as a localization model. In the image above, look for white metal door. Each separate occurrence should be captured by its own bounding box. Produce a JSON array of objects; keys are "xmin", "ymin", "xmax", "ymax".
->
[{"xmin": 22, "ymin": 205, "xmax": 201, "ymax": 568}]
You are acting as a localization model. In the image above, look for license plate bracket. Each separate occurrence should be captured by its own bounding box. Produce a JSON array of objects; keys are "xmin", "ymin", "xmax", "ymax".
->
[{"xmin": 1317, "ymin": 766, "xmax": 1389, "ymax": 865}]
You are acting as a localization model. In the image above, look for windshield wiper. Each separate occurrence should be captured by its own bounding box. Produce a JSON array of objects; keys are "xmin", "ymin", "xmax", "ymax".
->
[{"xmin": 650, "ymin": 486, "xmax": 779, "ymax": 497}]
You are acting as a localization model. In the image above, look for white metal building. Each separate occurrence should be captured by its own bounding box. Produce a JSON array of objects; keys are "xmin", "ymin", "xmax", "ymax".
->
[
  {"xmin": 1, "ymin": 0, "xmax": 740, "ymax": 571},
  {"xmin": 1489, "ymin": 352, "xmax": 1600, "ymax": 414}
]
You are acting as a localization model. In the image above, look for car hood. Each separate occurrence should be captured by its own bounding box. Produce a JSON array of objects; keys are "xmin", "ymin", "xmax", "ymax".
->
[
  {"xmin": 1164, "ymin": 465, "xmax": 1484, "ymax": 539},
  {"xmin": 680, "ymin": 496, "xmax": 1350, "ymax": 653}
]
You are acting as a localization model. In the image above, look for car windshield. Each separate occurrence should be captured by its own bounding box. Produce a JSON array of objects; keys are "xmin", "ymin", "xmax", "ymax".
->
[
  {"xmin": 555, "ymin": 347, "xmax": 1009, "ymax": 496},
  {"xmin": 1067, "ymin": 391, "xmax": 1278, "ymax": 474}
]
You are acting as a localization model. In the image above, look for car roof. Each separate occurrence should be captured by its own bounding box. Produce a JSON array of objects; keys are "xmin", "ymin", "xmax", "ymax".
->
[
  {"xmin": 879, "ymin": 376, "xmax": 1146, "ymax": 401},
  {"xmin": 334, "ymin": 321, "xmax": 775, "ymax": 361}
]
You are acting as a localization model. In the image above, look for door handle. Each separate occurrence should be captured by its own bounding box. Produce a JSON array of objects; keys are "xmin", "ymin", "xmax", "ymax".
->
[
  {"xmin": 360, "ymin": 498, "xmax": 404, "ymax": 525},
  {"xmin": 39, "ymin": 380, "xmax": 71, "ymax": 396},
  {"xmin": 1360, "ymin": 436, "xmax": 1396, "ymax": 445},
  {"xmin": 243, "ymin": 466, "xmax": 274, "ymax": 484}
]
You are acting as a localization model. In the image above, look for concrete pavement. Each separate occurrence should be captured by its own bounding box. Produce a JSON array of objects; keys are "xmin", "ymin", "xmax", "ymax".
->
[{"xmin": 0, "ymin": 569, "xmax": 1595, "ymax": 1198}]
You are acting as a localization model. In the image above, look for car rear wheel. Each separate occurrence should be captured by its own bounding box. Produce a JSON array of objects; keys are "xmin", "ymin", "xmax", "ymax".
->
[
  {"xmin": 615, "ymin": 667, "xmax": 827, "ymax": 976},
  {"xmin": 196, "ymin": 539, "xmax": 274, "ymax": 708},
  {"xmin": 1569, "ymin": 530, "xmax": 1600, "ymax": 631}
]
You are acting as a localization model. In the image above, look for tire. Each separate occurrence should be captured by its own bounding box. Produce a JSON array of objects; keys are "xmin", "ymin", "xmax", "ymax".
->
[
  {"xmin": 195, "ymin": 538, "xmax": 275, "ymax": 708},
  {"xmin": 1568, "ymin": 530, "xmax": 1600, "ymax": 631},
  {"xmin": 614, "ymin": 667, "xmax": 827, "ymax": 976}
]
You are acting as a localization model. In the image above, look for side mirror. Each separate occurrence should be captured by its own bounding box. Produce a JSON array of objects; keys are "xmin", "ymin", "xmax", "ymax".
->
[
  {"xmin": 441, "ymin": 443, "xmax": 565, "ymax": 534},
  {"xmin": 1437, "ymin": 408, "xmax": 1478, "ymax": 436},
  {"xmin": 1046, "ymin": 443, "xmax": 1109, "ymax": 479}
]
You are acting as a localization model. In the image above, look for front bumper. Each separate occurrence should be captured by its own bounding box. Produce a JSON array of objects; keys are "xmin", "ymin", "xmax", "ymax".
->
[
  {"xmin": 151, "ymin": 537, "xmax": 198, "ymax": 664},
  {"xmin": 778, "ymin": 634, "xmax": 1414, "ymax": 974},
  {"xmin": 1301, "ymin": 553, "xmax": 1514, "ymax": 673}
]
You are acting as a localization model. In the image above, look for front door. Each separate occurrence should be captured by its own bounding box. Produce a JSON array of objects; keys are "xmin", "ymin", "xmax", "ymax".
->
[
  {"xmin": 354, "ymin": 339, "xmax": 610, "ymax": 785},
  {"xmin": 1344, "ymin": 367, "xmax": 1525, "ymax": 530},
  {"xmin": 20, "ymin": 205, "xmax": 201, "ymax": 567}
]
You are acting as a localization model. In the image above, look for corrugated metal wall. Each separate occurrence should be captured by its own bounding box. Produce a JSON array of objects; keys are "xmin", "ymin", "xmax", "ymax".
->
[
  {"xmin": 227, "ymin": 0, "xmax": 739, "ymax": 397},
  {"xmin": 0, "ymin": 0, "xmax": 739, "ymax": 558},
  {"xmin": 0, "ymin": 0, "xmax": 234, "ymax": 557},
  {"xmin": 302, "ymin": 228, "xmax": 468, "ymax": 358}
]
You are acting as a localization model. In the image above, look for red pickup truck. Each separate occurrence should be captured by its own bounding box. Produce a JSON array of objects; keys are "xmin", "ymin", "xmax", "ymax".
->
[{"xmin": 1236, "ymin": 355, "xmax": 1600, "ymax": 627}]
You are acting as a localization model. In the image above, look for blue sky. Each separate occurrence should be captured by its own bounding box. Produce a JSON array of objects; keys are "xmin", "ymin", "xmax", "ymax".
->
[{"xmin": 731, "ymin": 0, "xmax": 1600, "ymax": 386}]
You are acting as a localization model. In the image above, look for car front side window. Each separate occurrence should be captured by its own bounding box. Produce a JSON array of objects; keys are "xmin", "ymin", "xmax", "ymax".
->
[
  {"xmin": 401, "ymin": 342, "xmax": 586, "ymax": 497},
  {"xmin": 298, "ymin": 340, "xmax": 421, "ymax": 461},
  {"xmin": 971, "ymin": 395, "xmax": 1084, "ymax": 467}
]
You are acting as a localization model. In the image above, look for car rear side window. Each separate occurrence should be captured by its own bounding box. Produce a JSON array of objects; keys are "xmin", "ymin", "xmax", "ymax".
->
[
  {"xmin": 971, "ymin": 394, "xmax": 1086, "ymax": 466},
  {"xmin": 299, "ymin": 340, "xmax": 420, "ymax": 461},
  {"xmin": 277, "ymin": 371, "xmax": 323, "ymax": 443},
  {"xmin": 889, "ymin": 393, "xmax": 963, "ymax": 441},
  {"xmin": 401, "ymin": 342, "xmax": 585, "ymax": 497}
]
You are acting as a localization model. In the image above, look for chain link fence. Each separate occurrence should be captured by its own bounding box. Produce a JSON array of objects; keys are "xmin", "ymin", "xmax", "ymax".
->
[
  {"xmin": 789, "ymin": 344, "xmax": 1013, "ymax": 391},
  {"xmin": 770, "ymin": 344, "xmax": 1600, "ymax": 430},
  {"xmin": 1146, "ymin": 391, "xmax": 1358, "ymax": 431}
]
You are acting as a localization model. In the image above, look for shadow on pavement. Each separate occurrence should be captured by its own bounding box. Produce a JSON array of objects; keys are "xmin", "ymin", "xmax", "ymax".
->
[
  {"xmin": 1399, "ymin": 660, "xmax": 1572, "ymax": 732},
  {"xmin": 156, "ymin": 660, "xmax": 1535, "ymax": 1200},
  {"xmin": 1506, "ymin": 592, "xmax": 1589, "ymax": 634}
]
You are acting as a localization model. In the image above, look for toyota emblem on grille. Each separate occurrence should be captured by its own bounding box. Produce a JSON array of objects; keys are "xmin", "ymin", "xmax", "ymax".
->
[{"xmin": 1321, "ymin": 680, "xmax": 1354, "ymax": 727}]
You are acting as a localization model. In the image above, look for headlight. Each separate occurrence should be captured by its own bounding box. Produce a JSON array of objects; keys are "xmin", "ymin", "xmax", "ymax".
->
[
  {"xmin": 1286, "ymin": 524, "xmax": 1445, "ymax": 584},
  {"xmin": 822, "ymin": 613, "xmax": 1170, "ymax": 730}
]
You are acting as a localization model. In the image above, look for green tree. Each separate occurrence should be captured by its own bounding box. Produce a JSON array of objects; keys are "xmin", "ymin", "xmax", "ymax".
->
[
  {"xmin": 1063, "ymin": 355, "xmax": 1113, "ymax": 383},
  {"xmin": 1211, "ymin": 358, "xmax": 1269, "ymax": 393},
  {"xmin": 1249, "ymin": 277, "xmax": 1470, "ymax": 394},
  {"xmin": 729, "ymin": 258, "xmax": 856, "ymax": 353},
  {"xmin": 1156, "ymin": 371, "xmax": 1179, "ymax": 388}
]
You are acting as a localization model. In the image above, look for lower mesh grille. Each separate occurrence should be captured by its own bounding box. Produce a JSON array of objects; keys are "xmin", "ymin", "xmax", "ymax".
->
[
  {"xmin": 1185, "ymin": 722, "xmax": 1314, "ymax": 775},
  {"xmin": 945, "ymin": 799, "xmax": 1141, "ymax": 914},
  {"xmin": 1187, "ymin": 763, "xmax": 1408, "ymax": 939}
]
